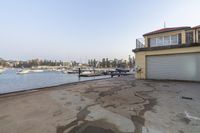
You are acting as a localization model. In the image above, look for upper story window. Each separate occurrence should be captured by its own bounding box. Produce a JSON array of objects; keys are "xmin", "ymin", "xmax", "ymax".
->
[
  {"xmin": 150, "ymin": 38, "xmax": 156, "ymax": 47},
  {"xmin": 156, "ymin": 37, "xmax": 163, "ymax": 46},
  {"xmin": 149, "ymin": 34, "xmax": 179, "ymax": 47},
  {"xmin": 164, "ymin": 36, "xmax": 170, "ymax": 45},
  {"xmin": 186, "ymin": 32, "xmax": 193, "ymax": 44},
  {"xmin": 171, "ymin": 35, "xmax": 178, "ymax": 44}
]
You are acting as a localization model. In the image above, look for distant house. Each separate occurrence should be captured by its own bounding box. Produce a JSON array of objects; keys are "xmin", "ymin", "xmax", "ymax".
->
[{"xmin": 133, "ymin": 25, "xmax": 200, "ymax": 81}]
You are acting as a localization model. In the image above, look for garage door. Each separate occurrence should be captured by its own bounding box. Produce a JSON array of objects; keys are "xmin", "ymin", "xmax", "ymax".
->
[{"xmin": 147, "ymin": 53, "xmax": 200, "ymax": 81}]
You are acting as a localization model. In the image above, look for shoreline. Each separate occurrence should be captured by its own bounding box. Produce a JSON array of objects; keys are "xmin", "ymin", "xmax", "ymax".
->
[{"xmin": 0, "ymin": 76, "xmax": 112, "ymax": 98}]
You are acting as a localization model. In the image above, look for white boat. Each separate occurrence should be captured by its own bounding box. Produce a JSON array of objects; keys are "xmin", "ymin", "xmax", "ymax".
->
[
  {"xmin": 31, "ymin": 69, "xmax": 44, "ymax": 73},
  {"xmin": 17, "ymin": 69, "xmax": 31, "ymax": 74},
  {"xmin": 0, "ymin": 69, "xmax": 4, "ymax": 74},
  {"xmin": 79, "ymin": 71, "xmax": 101, "ymax": 77},
  {"xmin": 67, "ymin": 70, "xmax": 77, "ymax": 74},
  {"xmin": 62, "ymin": 70, "xmax": 68, "ymax": 74},
  {"xmin": 81, "ymin": 71, "xmax": 93, "ymax": 75}
]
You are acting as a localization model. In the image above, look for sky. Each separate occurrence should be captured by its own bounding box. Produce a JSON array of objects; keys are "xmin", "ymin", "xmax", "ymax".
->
[{"xmin": 0, "ymin": 0, "xmax": 200, "ymax": 62}]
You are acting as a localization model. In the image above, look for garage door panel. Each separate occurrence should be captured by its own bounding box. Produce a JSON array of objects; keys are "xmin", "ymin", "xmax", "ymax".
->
[{"xmin": 147, "ymin": 53, "xmax": 200, "ymax": 81}]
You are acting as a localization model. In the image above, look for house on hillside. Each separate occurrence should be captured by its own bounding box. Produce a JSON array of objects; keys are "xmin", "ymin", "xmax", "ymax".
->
[{"xmin": 133, "ymin": 25, "xmax": 200, "ymax": 81}]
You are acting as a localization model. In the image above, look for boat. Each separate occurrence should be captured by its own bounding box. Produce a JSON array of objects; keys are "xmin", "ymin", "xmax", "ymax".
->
[
  {"xmin": 17, "ymin": 69, "xmax": 31, "ymax": 74},
  {"xmin": 79, "ymin": 71, "xmax": 103, "ymax": 77},
  {"xmin": 67, "ymin": 70, "xmax": 78, "ymax": 74},
  {"xmin": 62, "ymin": 70, "xmax": 68, "ymax": 74},
  {"xmin": 0, "ymin": 69, "xmax": 5, "ymax": 74},
  {"xmin": 31, "ymin": 69, "xmax": 44, "ymax": 73}
]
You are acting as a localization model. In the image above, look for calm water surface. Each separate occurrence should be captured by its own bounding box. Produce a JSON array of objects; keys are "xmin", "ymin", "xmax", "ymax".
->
[{"xmin": 0, "ymin": 69, "xmax": 109, "ymax": 94}]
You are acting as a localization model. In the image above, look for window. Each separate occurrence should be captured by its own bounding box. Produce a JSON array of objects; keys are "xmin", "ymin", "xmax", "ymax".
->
[
  {"xmin": 171, "ymin": 35, "xmax": 178, "ymax": 44},
  {"xmin": 164, "ymin": 36, "xmax": 170, "ymax": 45},
  {"xmin": 149, "ymin": 34, "xmax": 179, "ymax": 47},
  {"xmin": 156, "ymin": 37, "xmax": 163, "ymax": 46},
  {"xmin": 186, "ymin": 32, "xmax": 193, "ymax": 44},
  {"xmin": 150, "ymin": 38, "xmax": 156, "ymax": 47}
]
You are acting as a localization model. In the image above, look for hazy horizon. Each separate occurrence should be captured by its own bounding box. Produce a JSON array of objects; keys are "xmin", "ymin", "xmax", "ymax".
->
[{"xmin": 1, "ymin": 0, "xmax": 200, "ymax": 62}]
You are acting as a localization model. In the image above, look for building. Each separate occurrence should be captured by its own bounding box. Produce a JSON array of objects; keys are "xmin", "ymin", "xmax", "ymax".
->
[{"xmin": 133, "ymin": 25, "xmax": 200, "ymax": 81}]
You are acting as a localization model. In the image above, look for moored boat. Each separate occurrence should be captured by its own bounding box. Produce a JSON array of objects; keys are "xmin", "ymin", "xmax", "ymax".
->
[
  {"xmin": 67, "ymin": 70, "xmax": 78, "ymax": 74},
  {"xmin": 31, "ymin": 69, "xmax": 44, "ymax": 73},
  {"xmin": 79, "ymin": 71, "xmax": 103, "ymax": 77},
  {"xmin": 17, "ymin": 69, "xmax": 31, "ymax": 74},
  {"xmin": 0, "ymin": 69, "xmax": 5, "ymax": 74}
]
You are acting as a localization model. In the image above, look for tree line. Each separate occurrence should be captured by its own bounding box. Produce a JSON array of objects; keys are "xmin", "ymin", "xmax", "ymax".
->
[
  {"xmin": 88, "ymin": 55, "xmax": 135, "ymax": 68},
  {"xmin": 15, "ymin": 59, "xmax": 65, "ymax": 68}
]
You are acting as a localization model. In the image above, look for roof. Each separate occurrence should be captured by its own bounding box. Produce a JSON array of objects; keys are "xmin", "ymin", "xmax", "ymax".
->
[
  {"xmin": 193, "ymin": 25, "xmax": 200, "ymax": 29},
  {"xmin": 143, "ymin": 26, "xmax": 191, "ymax": 36}
]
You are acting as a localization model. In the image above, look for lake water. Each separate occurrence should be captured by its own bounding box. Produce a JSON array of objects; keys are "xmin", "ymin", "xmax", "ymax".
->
[{"xmin": 0, "ymin": 69, "xmax": 110, "ymax": 94}]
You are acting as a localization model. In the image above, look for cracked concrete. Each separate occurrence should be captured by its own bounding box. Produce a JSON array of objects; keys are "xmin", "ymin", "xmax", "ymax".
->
[{"xmin": 0, "ymin": 76, "xmax": 200, "ymax": 133}]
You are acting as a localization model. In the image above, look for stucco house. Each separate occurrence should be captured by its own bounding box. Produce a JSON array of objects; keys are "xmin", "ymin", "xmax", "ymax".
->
[{"xmin": 133, "ymin": 25, "xmax": 200, "ymax": 81}]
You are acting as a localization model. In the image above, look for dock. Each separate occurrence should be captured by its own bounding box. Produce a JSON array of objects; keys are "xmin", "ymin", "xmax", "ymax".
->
[{"xmin": 78, "ymin": 68, "xmax": 134, "ymax": 77}]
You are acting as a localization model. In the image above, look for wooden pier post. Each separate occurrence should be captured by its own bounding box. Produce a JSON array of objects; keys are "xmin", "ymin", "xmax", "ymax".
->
[{"xmin": 78, "ymin": 68, "xmax": 81, "ymax": 77}]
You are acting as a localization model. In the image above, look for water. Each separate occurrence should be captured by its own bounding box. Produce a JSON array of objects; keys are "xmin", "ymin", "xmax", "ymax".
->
[{"xmin": 0, "ymin": 69, "xmax": 109, "ymax": 94}]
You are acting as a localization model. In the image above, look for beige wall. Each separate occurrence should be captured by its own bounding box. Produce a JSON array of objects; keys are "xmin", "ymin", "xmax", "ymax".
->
[
  {"xmin": 135, "ymin": 46, "xmax": 200, "ymax": 79},
  {"xmin": 196, "ymin": 28, "xmax": 200, "ymax": 43},
  {"xmin": 144, "ymin": 36, "xmax": 148, "ymax": 47}
]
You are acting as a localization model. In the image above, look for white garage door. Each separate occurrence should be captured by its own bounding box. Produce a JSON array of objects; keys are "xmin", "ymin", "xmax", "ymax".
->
[{"xmin": 147, "ymin": 53, "xmax": 200, "ymax": 81}]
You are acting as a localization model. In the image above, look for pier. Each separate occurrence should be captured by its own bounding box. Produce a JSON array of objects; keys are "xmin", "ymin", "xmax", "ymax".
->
[{"xmin": 78, "ymin": 68, "xmax": 134, "ymax": 77}]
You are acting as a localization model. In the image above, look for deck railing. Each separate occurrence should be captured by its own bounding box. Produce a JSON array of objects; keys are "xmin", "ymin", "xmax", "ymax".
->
[{"xmin": 136, "ymin": 38, "xmax": 145, "ymax": 48}]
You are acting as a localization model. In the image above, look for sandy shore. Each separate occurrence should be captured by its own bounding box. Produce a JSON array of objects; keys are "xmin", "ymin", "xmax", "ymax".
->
[{"xmin": 0, "ymin": 75, "xmax": 200, "ymax": 133}]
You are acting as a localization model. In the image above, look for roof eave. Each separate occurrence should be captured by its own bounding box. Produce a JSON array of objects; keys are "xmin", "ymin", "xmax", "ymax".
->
[{"xmin": 143, "ymin": 27, "xmax": 191, "ymax": 37}]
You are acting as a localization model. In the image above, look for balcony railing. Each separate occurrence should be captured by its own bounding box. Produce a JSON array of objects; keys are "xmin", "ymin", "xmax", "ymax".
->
[{"xmin": 136, "ymin": 38, "xmax": 145, "ymax": 48}]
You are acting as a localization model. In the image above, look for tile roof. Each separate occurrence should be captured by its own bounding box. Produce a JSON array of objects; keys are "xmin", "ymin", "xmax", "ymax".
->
[{"xmin": 143, "ymin": 26, "xmax": 191, "ymax": 36}]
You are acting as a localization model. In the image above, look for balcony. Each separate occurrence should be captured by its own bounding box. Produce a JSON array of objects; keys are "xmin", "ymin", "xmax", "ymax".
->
[{"xmin": 136, "ymin": 38, "xmax": 145, "ymax": 48}]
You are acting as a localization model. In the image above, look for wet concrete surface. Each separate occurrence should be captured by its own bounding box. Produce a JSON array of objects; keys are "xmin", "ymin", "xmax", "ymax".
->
[
  {"xmin": 0, "ymin": 76, "xmax": 200, "ymax": 133},
  {"xmin": 68, "ymin": 120, "xmax": 119, "ymax": 133},
  {"xmin": 77, "ymin": 126, "xmax": 114, "ymax": 133}
]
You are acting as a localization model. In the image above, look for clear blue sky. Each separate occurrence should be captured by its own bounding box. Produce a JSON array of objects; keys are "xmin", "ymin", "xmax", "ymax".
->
[{"xmin": 0, "ymin": 0, "xmax": 199, "ymax": 62}]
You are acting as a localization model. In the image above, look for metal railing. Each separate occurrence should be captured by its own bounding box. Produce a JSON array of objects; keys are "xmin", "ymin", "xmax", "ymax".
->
[{"xmin": 136, "ymin": 38, "xmax": 145, "ymax": 48}]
